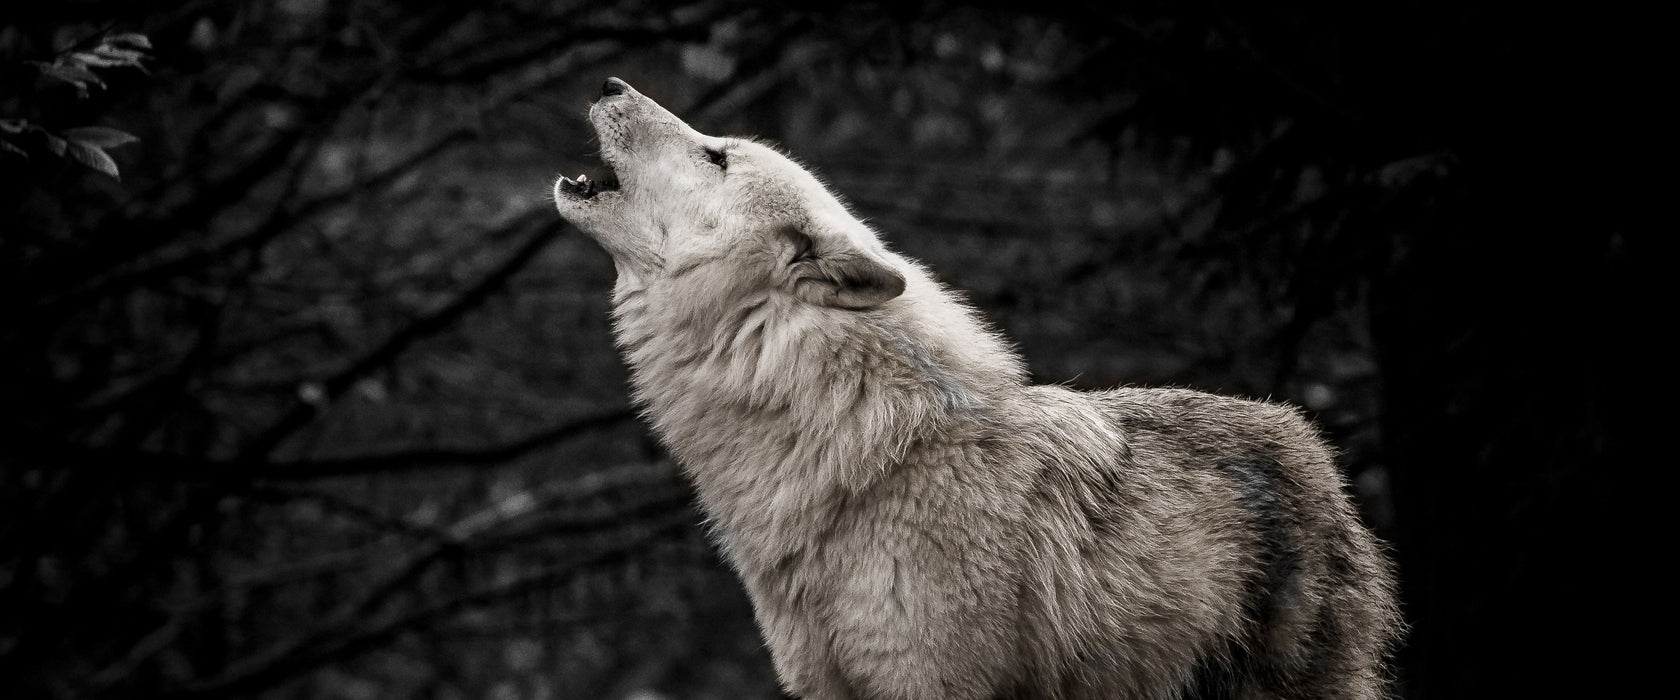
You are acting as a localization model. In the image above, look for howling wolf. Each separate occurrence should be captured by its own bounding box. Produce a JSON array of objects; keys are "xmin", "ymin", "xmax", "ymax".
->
[{"xmin": 552, "ymin": 77, "xmax": 1401, "ymax": 699}]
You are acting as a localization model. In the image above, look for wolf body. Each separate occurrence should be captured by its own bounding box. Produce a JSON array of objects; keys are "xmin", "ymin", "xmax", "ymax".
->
[{"xmin": 553, "ymin": 78, "xmax": 1401, "ymax": 699}]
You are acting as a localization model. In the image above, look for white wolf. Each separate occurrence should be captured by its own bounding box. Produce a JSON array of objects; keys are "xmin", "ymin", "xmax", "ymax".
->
[{"xmin": 553, "ymin": 77, "xmax": 1400, "ymax": 699}]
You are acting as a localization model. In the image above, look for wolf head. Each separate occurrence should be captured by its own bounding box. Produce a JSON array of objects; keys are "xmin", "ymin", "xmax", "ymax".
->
[{"xmin": 553, "ymin": 77, "xmax": 904, "ymax": 311}]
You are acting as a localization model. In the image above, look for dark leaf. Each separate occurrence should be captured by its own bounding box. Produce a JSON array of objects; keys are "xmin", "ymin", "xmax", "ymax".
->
[
  {"xmin": 71, "ymin": 49, "xmax": 136, "ymax": 69},
  {"xmin": 105, "ymin": 33, "xmax": 153, "ymax": 50},
  {"xmin": 65, "ymin": 139, "xmax": 121, "ymax": 179},
  {"xmin": 38, "ymin": 62, "xmax": 104, "ymax": 89},
  {"xmin": 43, "ymin": 132, "xmax": 67, "ymax": 157},
  {"xmin": 92, "ymin": 45, "xmax": 148, "ymax": 66},
  {"xmin": 63, "ymin": 126, "xmax": 140, "ymax": 149}
]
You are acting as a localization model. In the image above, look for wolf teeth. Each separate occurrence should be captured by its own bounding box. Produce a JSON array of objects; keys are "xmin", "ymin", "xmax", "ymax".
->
[{"xmin": 559, "ymin": 170, "xmax": 616, "ymax": 199}]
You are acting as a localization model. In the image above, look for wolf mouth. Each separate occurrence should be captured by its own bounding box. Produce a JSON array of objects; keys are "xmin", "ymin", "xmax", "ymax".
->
[{"xmin": 556, "ymin": 160, "xmax": 620, "ymax": 200}]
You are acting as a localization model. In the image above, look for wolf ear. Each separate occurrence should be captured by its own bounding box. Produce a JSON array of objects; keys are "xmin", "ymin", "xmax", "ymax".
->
[{"xmin": 780, "ymin": 227, "xmax": 906, "ymax": 310}]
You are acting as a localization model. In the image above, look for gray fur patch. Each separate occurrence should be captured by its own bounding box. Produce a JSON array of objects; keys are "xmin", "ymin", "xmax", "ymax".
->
[{"xmin": 884, "ymin": 327, "xmax": 979, "ymax": 411}]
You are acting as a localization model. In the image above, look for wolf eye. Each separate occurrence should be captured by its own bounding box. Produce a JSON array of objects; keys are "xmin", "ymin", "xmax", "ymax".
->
[{"xmin": 705, "ymin": 147, "xmax": 728, "ymax": 170}]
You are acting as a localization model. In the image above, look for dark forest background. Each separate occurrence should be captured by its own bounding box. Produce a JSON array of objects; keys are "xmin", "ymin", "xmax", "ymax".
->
[{"xmin": 1, "ymin": 1, "xmax": 1650, "ymax": 698}]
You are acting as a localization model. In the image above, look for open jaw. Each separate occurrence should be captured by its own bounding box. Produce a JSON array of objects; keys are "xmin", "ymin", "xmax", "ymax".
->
[{"xmin": 555, "ymin": 160, "xmax": 621, "ymax": 200}]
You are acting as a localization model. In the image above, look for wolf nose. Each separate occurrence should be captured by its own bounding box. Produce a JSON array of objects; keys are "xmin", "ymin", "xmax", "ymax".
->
[{"xmin": 602, "ymin": 77, "xmax": 628, "ymax": 97}]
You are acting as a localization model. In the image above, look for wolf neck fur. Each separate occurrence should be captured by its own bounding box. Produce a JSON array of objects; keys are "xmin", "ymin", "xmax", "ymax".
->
[{"xmin": 608, "ymin": 270, "xmax": 1021, "ymax": 565}]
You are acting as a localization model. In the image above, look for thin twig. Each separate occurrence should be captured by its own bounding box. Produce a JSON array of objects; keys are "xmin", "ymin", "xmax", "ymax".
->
[
  {"xmin": 237, "ymin": 209, "xmax": 560, "ymax": 462},
  {"xmin": 167, "ymin": 511, "xmax": 690, "ymax": 699}
]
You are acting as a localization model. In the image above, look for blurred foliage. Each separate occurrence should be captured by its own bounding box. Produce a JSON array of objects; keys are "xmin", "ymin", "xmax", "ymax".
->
[
  {"xmin": 0, "ymin": 1, "xmax": 1644, "ymax": 698},
  {"xmin": 2, "ymin": 30, "xmax": 148, "ymax": 178}
]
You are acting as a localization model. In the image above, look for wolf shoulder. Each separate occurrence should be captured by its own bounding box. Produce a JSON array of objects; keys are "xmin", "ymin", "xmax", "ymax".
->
[
  {"xmin": 1099, "ymin": 384, "xmax": 1327, "ymax": 451},
  {"xmin": 1012, "ymin": 384, "xmax": 1341, "ymax": 480}
]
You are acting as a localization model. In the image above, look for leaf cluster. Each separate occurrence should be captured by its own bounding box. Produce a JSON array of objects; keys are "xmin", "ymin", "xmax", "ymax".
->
[{"xmin": 2, "ymin": 31, "xmax": 148, "ymax": 178}]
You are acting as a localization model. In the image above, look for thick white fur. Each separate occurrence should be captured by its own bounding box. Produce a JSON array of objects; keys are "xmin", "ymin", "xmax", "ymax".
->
[{"xmin": 554, "ymin": 80, "xmax": 1400, "ymax": 700}]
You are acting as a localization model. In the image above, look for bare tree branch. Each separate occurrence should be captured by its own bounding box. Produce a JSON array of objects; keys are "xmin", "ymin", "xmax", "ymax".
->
[
  {"xmin": 237, "ymin": 208, "xmax": 561, "ymax": 462},
  {"xmin": 164, "ymin": 508, "xmax": 691, "ymax": 699},
  {"xmin": 29, "ymin": 404, "xmax": 632, "ymax": 481},
  {"xmin": 35, "ymin": 127, "xmax": 476, "ymax": 320},
  {"xmin": 262, "ymin": 408, "xmax": 638, "ymax": 478}
]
